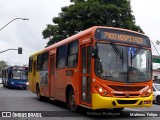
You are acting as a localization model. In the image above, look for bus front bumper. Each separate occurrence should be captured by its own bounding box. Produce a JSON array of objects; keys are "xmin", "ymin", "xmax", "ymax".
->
[
  {"xmin": 9, "ymin": 81, "xmax": 28, "ymax": 88},
  {"xmin": 92, "ymin": 93, "xmax": 153, "ymax": 110}
]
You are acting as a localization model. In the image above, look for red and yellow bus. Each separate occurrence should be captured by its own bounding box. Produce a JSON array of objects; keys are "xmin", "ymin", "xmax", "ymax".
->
[{"xmin": 28, "ymin": 26, "xmax": 153, "ymax": 111}]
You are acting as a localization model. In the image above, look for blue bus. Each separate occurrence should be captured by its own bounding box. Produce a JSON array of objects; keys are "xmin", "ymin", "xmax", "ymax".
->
[{"xmin": 2, "ymin": 66, "xmax": 28, "ymax": 89}]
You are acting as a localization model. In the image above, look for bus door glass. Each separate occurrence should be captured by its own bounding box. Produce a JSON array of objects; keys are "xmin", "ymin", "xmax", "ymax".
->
[
  {"xmin": 33, "ymin": 60, "xmax": 36, "ymax": 92},
  {"xmin": 49, "ymin": 55, "xmax": 55, "ymax": 97},
  {"xmin": 81, "ymin": 44, "xmax": 92, "ymax": 105}
]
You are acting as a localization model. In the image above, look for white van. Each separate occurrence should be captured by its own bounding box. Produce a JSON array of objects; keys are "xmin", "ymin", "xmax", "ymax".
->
[{"xmin": 153, "ymin": 83, "xmax": 160, "ymax": 104}]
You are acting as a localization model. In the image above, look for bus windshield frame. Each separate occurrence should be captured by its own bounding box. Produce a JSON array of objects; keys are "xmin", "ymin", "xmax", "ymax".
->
[
  {"xmin": 94, "ymin": 28, "xmax": 152, "ymax": 83},
  {"xmin": 9, "ymin": 67, "xmax": 28, "ymax": 80}
]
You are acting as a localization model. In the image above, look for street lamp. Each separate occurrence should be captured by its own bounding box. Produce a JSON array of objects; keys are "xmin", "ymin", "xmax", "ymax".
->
[
  {"xmin": 0, "ymin": 47, "xmax": 23, "ymax": 54},
  {"xmin": 0, "ymin": 18, "xmax": 29, "ymax": 31}
]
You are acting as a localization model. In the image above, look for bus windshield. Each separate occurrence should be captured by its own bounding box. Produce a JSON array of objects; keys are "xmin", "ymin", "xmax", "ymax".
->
[
  {"xmin": 95, "ymin": 43, "xmax": 152, "ymax": 83},
  {"xmin": 11, "ymin": 70, "xmax": 28, "ymax": 80}
]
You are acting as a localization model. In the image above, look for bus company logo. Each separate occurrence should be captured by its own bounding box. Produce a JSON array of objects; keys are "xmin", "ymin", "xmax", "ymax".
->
[
  {"xmin": 125, "ymin": 93, "xmax": 130, "ymax": 98},
  {"xmin": 2, "ymin": 112, "xmax": 11, "ymax": 117}
]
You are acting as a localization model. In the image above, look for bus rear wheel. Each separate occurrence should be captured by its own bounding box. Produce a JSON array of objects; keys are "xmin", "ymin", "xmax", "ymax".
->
[
  {"xmin": 36, "ymin": 86, "xmax": 42, "ymax": 101},
  {"xmin": 68, "ymin": 89, "xmax": 77, "ymax": 112}
]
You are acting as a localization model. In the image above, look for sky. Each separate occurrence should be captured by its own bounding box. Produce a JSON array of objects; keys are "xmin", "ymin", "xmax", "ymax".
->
[
  {"xmin": 0, "ymin": 0, "xmax": 160, "ymax": 67},
  {"xmin": 131, "ymin": 0, "xmax": 160, "ymax": 68},
  {"xmin": 0, "ymin": 0, "xmax": 71, "ymax": 66}
]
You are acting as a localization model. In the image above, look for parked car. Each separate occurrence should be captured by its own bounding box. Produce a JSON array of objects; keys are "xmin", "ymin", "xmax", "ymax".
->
[{"xmin": 153, "ymin": 83, "xmax": 160, "ymax": 104}]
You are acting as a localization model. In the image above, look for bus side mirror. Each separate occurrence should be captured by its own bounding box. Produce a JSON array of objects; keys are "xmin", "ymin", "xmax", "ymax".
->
[{"xmin": 92, "ymin": 47, "xmax": 98, "ymax": 58}]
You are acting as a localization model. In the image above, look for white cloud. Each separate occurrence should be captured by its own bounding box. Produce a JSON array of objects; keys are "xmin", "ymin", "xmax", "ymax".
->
[
  {"xmin": 131, "ymin": 0, "xmax": 160, "ymax": 55},
  {"xmin": 131, "ymin": 0, "xmax": 160, "ymax": 68}
]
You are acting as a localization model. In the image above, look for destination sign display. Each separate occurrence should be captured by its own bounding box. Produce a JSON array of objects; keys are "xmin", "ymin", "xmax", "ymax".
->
[
  {"xmin": 103, "ymin": 32, "xmax": 143, "ymax": 44},
  {"xmin": 11, "ymin": 66, "xmax": 27, "ymax": 70},
  {"xmin": 95, "ymin": 28, "xmax": 151, "ymax": 47}
]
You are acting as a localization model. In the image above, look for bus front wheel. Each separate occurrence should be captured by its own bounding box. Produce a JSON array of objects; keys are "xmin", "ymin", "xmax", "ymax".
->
[{"xmin": 68, "ymin": 89, "xmax": 77, "ymax": 112}]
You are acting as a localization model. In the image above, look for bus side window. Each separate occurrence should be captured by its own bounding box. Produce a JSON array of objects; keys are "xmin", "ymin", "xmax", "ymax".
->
[
  {"xmin": 67, "ymin": 40, "xmax": 78, "ymax": 68},
  {"xmin": 29, "ymin": 57, "xmax": 33, "ymax": 72},
  {"xmin": 37, "ymin": 54, "xmax": 43, "ymax": 71},
  {"xmin": 56, "ymin": 45, "xmax": 67, "ymax": 68},
  {"xmin": 42, "ymin": 52, "xmax": 49, "ymax": 71}
]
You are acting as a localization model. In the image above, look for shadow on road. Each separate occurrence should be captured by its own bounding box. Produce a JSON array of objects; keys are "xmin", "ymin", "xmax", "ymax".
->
[{"xmin": 32, "ymin": 97, "xmax": 157, "ymax": 119}]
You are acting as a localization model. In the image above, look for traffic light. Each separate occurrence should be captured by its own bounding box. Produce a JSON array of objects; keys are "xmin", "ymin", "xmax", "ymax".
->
[{"xmin": 18, "ymin": 47, "xmax": 22, "ymax": 54}]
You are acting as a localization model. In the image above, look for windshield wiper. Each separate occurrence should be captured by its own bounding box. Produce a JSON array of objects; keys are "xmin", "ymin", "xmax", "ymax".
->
[
  {"xmin": 110, "ymin": 42, "xmax": 124, "ymax": 68},
  {"xmin": 110, "ymin": 42, "xmax": 124, "ymax": 59}
]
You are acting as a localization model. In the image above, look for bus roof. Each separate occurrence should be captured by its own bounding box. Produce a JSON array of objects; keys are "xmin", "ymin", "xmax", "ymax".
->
[{"xmin": 30, "ymin": 26, "xmax": 148, "ymax": 57}]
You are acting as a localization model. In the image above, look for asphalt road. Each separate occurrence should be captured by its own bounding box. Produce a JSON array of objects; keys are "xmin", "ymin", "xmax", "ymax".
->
[{"xmin": 0, "ymin": 84, "xmax": 160, "ymax": 120}]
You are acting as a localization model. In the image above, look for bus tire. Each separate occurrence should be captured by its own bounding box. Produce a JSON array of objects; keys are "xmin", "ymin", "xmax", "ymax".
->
[
  {"xmin": 156, "ymin": 96, "xmax": 160, "ymax": 104},
  {"xmin": 36, "ymin": 86, "xmax": 43, "ymax": 101},
  {"xmin": 68, "ymin": 89, "xmax": 77, "ymax": 112}
]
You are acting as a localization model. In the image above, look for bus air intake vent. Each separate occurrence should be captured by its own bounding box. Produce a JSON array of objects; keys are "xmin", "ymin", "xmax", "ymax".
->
[
  {"xmin": 113, "ymin": 94, "xmax": 140, "ymax": 97},
  {"xmin": 117, "ymin": 100, "xmax": 137, "ymax": 104}
]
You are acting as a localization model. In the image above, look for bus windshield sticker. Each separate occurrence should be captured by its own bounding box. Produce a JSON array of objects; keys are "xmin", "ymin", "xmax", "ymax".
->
[
  {"xmin": 128, "ymin": 47, "xmax": 136, "ymax": 57},
  {"xmin": 128, "ymin": 47, "xmax": 136, "ymax": 66}
]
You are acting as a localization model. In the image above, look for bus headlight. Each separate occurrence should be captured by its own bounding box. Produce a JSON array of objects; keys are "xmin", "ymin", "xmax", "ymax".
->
[
  {"xmin": 141, "ymin": 88, "xmax": 152, "ymax": 97},
  {"xmin": 99, "ymin": 88, "xmax": 103, "ymax": 92},
  {"xmin": 11, "ymin": 82, "xmax": 14, "ymax": 84},
  {"xmin": 26, "ymin": 82, "xmax": 29, "ymax": 85},
  {"xmin": 94, "ymin": 85, "xmax": 110, "ymax": 97}
]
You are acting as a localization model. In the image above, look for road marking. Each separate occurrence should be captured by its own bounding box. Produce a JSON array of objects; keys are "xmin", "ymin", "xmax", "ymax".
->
[{"xmin": 125, "ymin": 108, "xmax": 140, "ymax": 111}]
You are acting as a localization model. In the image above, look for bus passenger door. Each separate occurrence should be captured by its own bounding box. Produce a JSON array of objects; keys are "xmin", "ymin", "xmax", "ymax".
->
[
  {"xmin": 32, "ymin": 61, "xmax": 36, "ymax": 92},
  {"xmin": 80, "ymin": 44, "xmax": 92, "ymax": 105},
  {"xmin": 49, "ymin": 55, "xmax": 55, "ymax": 98}
]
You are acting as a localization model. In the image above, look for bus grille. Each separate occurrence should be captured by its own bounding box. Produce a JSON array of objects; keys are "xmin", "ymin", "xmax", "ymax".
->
[
  {"xmin": 108, "ymin": 85, "xmax": 144, "ymax": 91},
  {"xmin": 117, "ymin": 100, "xmax": 137, "ymax": 104},
  {"xmin": 113, "ymin": 94, "xmax": 140, "ymax": 97}
]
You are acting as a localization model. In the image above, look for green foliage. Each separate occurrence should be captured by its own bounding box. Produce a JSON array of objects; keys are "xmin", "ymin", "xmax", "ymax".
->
[
  {"xmin": 0, "ymin": 61, "xmax": 9, "ymax": 77},
  {"xmin": 42, "ymin": 0, "xmax": 143, "ymax": 46}
]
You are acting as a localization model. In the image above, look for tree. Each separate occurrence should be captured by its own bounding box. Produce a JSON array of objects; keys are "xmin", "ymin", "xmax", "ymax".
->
[
  {"xmin": 0, "ymin": 61, "xmax": 9, "ymax": 77},
  {"xmin": 42, "ymin": 0, "xmax": 143, "ymax": 46}
]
